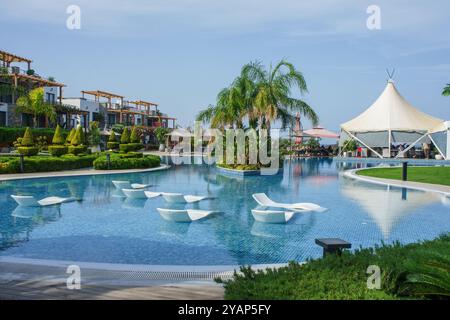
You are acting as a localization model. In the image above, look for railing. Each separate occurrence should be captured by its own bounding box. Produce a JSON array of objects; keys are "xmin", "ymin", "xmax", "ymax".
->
[{"xmin": 0, "ymin": 66, "xmax": 44, "ymax": 79}]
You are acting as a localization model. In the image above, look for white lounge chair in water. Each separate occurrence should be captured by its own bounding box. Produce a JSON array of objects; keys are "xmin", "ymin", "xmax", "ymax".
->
[
  {"xmin": 156, "ymin": 208, "xmax": 219, "ymax": 222},
  {"xmin": 251, "ymin": 209, "xmax": 295, "ymax": 224},
  {"xmin": 162, "ymin": 192, "xmax": 208, "ymax": 204},
  {"xmin": 11, "ymin": 195, "xmax": 77, "ymax": 207},
  {"xmin": 121, "ymin": 188, "xmax": 147, "ymax": 199},
  {"xmin": 252, "ymin": 193, "xmax": 326, "ymax": 212},
  {"xmin": 112, "ymin": 180, "xmax": 150, "ymax": 189}
]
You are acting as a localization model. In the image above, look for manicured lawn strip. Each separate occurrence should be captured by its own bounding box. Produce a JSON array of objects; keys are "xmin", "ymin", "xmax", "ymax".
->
[
  {"xmin": 357, "ymin": 166, "xmax": 450, "ymax": 186},
  {"xmin": 217, "ymin": 234, "xmax": 450, "ymax": 300}
]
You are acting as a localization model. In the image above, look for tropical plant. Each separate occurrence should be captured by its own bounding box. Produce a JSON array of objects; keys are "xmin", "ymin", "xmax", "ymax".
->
[
  {"xmin": 112, "ymin": 124, "xmax": 125, "ymax": 134},
  {"xmin": 88, "ymin": 121, "xmax": 101, "ymax": 147},
  {"xmin": 442, "ymin": 84, "xmax": 450, "ymax": 97},
  {"xmin": 342, "ymin": 139, "xmax": 358, "ymax": 152},
  {"xmin": 120, "ymin": 127, "xmax": 130, "ymax": 144},
  {"xmin": 26, "ymin": 69, "xmax": 35, "ymax": 76},
  {"xmin": 15, "ymin": 88, "xmax": 56, "ymax": 128},
  {"xmin": 154, "ymin": 127, "xmax": 170, "ymax": 144},
  {"xmin": 52, "ymin": 125, "xmax": 65, "ymax": 145},
  {"xmin": 48, "ymin": 76, "xmax": 55, "ymax": 82}
]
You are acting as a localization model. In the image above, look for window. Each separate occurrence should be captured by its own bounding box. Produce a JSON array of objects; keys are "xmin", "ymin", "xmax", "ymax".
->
[
  {"xmin": 0, "ymin": 111, "xmax": 6, "ymax": 126},
  {"xmin": 46, "ymin": 93, "xmax": 55, "ymax": 104}
]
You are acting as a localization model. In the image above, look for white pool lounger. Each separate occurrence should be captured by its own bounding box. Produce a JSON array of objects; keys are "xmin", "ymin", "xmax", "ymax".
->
[
  {"xmin": 251, "ymin": 209, "xmax": 295, "ymax": 224},
  {"xmin": 121, "ymin": 188, "xmax": 147, "ymax": 199},
  {"xmin": 162, "ymin": 192, "xmax": 208, "ymax": 204},
  {"xmin": 156, "ymin": 208, "xmax": 218, "ymax": 222},
  {"xmin": 252, "ymin": 193, "xmax": 326, "ymax": 212},
  {"xmin": 11, "ymin": 195, "xmax": 77, "ymax": 207},
  {"xmin": 112, "ymin": 180, "xmax": 151, "ymax": 189}
]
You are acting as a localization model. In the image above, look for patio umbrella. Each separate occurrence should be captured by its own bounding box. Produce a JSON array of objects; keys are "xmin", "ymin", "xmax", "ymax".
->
[{"xmin": 303, "ymin": 126, "xmax": 339, "ymax": 139}]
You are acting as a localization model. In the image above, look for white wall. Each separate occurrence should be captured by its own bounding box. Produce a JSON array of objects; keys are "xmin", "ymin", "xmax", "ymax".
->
[
  {"xmin": 62, "ymin": 98, "xmax": 100, "ymax": 127},
  {"xmin": 44, "ymin": 87, "xmax": 58, "ymax": 103}
]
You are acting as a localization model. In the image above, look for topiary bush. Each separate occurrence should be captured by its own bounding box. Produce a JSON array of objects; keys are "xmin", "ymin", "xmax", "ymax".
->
[
  {"xmin": 0, "ymin": 127, "xmax": 64, "ymax": 147},
  {"xmin": 130, "ymin": 126, "xmax": 141, "ymax": 143},
  {"xmin": 71, "ymin": 126, "xmax": 84, "ymax": 146},
  {"xmin": 68, "ymin": 145, "xmax": 87, "ymax": 155},
  {"xmin": 21, "ymin": 127, "xmax": 34, "ymax": 146},
  {"xmin": 120, "ymin": 127, "xmax": 130, "ymax": 144},
  {"xmin": 107, "ymin": 142, "xmax": 119, "ymax": 150},
  {"xmin": 48, "ymin": 145, "xmax": 68, "ymax": 157},
  {"xmin": 65, "ymin": 128, "xmax": 76, "ymax": 145},
  {"xmin": 93, "ymin": 154, "xmax": 160, "ymax": 170},
  {"xmin": 119, "ymin": 143, "xmax": 143, "ymax": 153},
  {"xmin": 17, "ymin": 147, "xmax": 39, "ymax": 156},
  {"xmin": 52, "ymin": 125, "xmax": 65, "ymax": 145}
]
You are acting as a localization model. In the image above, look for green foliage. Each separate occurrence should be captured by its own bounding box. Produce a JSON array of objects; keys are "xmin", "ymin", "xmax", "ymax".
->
[
  {"xmin": 65, "ymin": 128, "xmax": 76, "ymax": 144},
  {"xmin": 21, "ymin": 127, "xmax": 34, "ymax": 146},
  {"xmin": 88, "ymin": 121, "xmax": 101, "ymax": 147},
  {"xmin": 93, "ymin": 154, "xmax": 160, "ymax": 170},
  {"xmin": 217, "ymin": 234, "xmax": 450, "ymax": 300},
  {"xmin": 154, "ymin": 127, "xmax": 170, "ymax": 144},
  {"xmin": 130, "ymin": 126, "xmax": 141, "ymax": 143},
  {"xmin": 107, "ymin": 142, "xmax": 119, "ymax": 150},
  {"xmin": 71, "ymin": 126, "xmax": 84, "ymax": 146},
  {"xmin": 357, "ymin": 167, "xmax": 450, "ymax": 186},
  {"xmin": 48, "ymin": 145, "xmax": 68, "ymax": 157},
  {"xmin": 15, "ymin": 88, "xmax": 56, "ymax": 128},
  {"xmin": 35, "ymin": 136, "xmax": 48, "ymax": 151},
  {"xmin": 52, "ymin": 125, "xmax": 65, "ymax": 145},
  {"xmin": 26, "ymin": 69, "xmax": 35, "ymax": 76},
  {"xmin": 112, "ymin": 124, "xmax": 125, "ymax": 134},
  {"xmin": 17, "ymin": 146, "xmax": 39, "ymax": 156},
  {"xmin": 304, "ymin": 138, "xmax": 320, "ymax": 150},
  {"xmin": 442, "ymin": 84, "xmax": 450, "ymax": 97},
  {"xmin": 68, "ymin": 145, "xmax": 87, "ymax": 155},
  {"xmin": 0, "ymin": 127, "xmax": 63, "ymax": 146},
  {"xmin": 120, "ymin": 127, "xmax": 130, "ymax": 144},
  {"xmin": 108, "ymin": 130, "xmax": 117, "ymax": 142},
  {"xmin": 119, "ymin": 152, "xmax": 143, "ymax": 159},
  {"xmin": 342, "ymin": 139, "xmax": 357, "ymax": 152},
  {"xmin": 119, "ymin": 143, "xmax": 143, "ymax": 153},
  {"xmin": 0, "ymin": 154, "xmax": 98, "ymax": 174}
]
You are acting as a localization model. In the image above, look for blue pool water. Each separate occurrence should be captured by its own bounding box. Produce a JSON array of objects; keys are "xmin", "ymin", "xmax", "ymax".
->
[{"xmin": 0, "ymin": 158, "xmax": 449, "ymax": 265}]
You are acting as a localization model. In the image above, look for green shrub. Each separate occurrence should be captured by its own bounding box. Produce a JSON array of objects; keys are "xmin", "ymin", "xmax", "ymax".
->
[
  {"xmin": 65, "ymin": 128, "xmax": 76, "ymax": 144},
  {"xmin": 119, "ymin": 152, "xmax": 143, "ymax": 159},
  {"xmin": 21, "ymin": 127, "xmax": 34, "ymax": 146},
  {"xmin": 93, "ymin": 154, "xmax": 160, "ymax": 170},
  {"xmin": 119, "ymin": 143, "xmax": 143, "ymax": 153},
  {"xmin": 154, "ymin": 127, "xmax": 170, "ymax": 144},
  {"xmin": 0, "ymin": 127, "xmax": 65, "ymax": 146},
  {"xmin": 52, "ymin": 125, "xmax": 65, "ymax": 145},
  {"xmin": 217, "ymin": 234, "xmax": 450, "ymax": 300},
  {"xmin": 108, "ymin": 130, "xmax": 117, "ymax": 142},
  {"xmin": 17, "ymin": 146, "xmax": 39, "ymax": 156},
  {"xmin": 120, "ymin": 127, "xmax": 130, "ymax": 144},
  {"xmin": 130, "ymin": 126, "xmax": 141, "ymax": 143},
  {"xmin": 88, "ymin": 121, "xmax": 101, "ymax": 147},
  {"xmin": 48, "ymin": 145, "xmax": 68, "ymax": 157},
  {"xmin": 111, "ymin": 124, "xmax": 125, "ymax": 134},
  {"xmin": 71, "ymin": 126, "xmax": 84, "ymax": 146},
  {"xmin": 107, "ymin": 142, "xmax": 119, "ymax": 150},
  {"xmin": 68, "ymin": 145, "xmax": 87, "ymax": 155}
]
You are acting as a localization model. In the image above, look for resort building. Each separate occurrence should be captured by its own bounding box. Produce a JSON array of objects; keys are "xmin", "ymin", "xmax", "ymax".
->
[{"xmin": 0, "ymin": 49, "xmax": 176, "ymax": 134}]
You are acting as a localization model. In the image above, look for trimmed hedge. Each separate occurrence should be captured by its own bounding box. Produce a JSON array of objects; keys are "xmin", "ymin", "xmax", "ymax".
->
[
  {"xmin": 119, "ymin": 152, "xmax": 143, "ymax": 159},
  {"xmin": 0, "ymin": 154, "xmax": 98, "ymax": 174},
  {"xmin": 93, "ymin": 154, "xmax": 160, "ymax": 170},
  {"xmin": 119, "ymin": 143, "xmax": 143, "ymax": 153},
  {"xmin": 107, "ymin": 142, "xmax": 119, "ymax": 150},
  {"xmin": 48, "ymin": 145, "xmax": 68, "ymax": 157},
  {"xmin": 0, "ymin": 127, "xmax": 67, "ymax": 146},
  {"xmin": 17, "ymin": 146, "xmax": 39, "ymax": 156},
  {"xmin": 68, "ymin": 145, "xmax": 87, "ymax": 155}
]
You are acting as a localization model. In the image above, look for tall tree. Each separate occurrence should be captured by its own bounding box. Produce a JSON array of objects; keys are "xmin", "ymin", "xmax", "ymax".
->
[{"xmin": 15, "ymin": 88, "xmax": 56, "ymax": 128}]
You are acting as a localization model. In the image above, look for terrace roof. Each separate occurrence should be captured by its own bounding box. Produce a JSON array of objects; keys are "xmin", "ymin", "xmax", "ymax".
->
[
  {"xmin": 5, "ymin": 73, "xmax": 65, "ymax": 87},
  {"xmin": 0, "ymin": 50, "xmax": 32, "ymax": 65},
  {"xmin": 133, "ymin": 100, "xmax": 158, "ymax": 107},
  {"xmin": 81, "ymin": 90, "xmax": 124, "ymax": 99}
]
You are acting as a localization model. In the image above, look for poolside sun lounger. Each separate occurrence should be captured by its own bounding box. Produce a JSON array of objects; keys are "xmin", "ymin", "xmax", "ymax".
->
[
  {"xmin": 252, "ymin": 193, "xmax": 326, "ymax": 212},
  {"xmin": 144, "ymin": 191, "xmax": 163, "ymax": 199},
  {"xmin": 112, "ymin": 180, "xmax": 151, "ymax": 189},
  {"xmin": 161, "ymin": 192, "xmax": 208, "ymax": 204},
  {"xmin": 121, "ymin": 188, "xmax": 147, "ymax": 199},
  {"xmin": 251, "ymin": 209, "xmax": 295, "ymax": 224},
  {"xmin": 11, "ymin": 195, "xmax": 77, "ymax": 207},
  {"xmin": 156, "ymin": 208, "xmax": 219, "ymax": 222}
]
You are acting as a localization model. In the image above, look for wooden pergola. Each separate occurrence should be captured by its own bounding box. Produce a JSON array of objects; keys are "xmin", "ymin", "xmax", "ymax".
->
[
  {"xmin": 81, "ymin": 90, "xmax": 125, "ymax": 123},
  {"xmin": 0, "ymin": 50, "xmax": 32, "ymax": 70},
  {"xmin": 4, "ymin": 73, "xmax": 66, "ymax": 103},
  {"xmin": 131, "ymin": 100, "xmax": 158, "ymax": 114}
]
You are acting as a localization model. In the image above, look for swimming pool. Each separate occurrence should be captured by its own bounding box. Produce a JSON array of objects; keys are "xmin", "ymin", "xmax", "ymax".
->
[{"xmin": 0, "ymin": 158, "xmax": 449, "ymax": 266}]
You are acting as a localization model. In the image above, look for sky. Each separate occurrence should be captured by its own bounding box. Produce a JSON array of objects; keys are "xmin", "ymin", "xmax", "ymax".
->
[{"xmin": 1, "ymin": 0, "xmax": 449, "ymax": 132}]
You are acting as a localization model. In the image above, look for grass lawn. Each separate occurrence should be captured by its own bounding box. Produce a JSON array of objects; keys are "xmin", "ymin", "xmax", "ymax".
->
[{"xmin": 357, "ymin": 166, "xmax": 450, "ymax": 186}]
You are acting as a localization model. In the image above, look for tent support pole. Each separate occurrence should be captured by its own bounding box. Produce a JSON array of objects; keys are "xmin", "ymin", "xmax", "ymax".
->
[
  {"xmin": 394, "ymin": 133, "xmax": 428, "ymax": 158},
  {"xmin": 428, "ymin": 134, "xmax": 445, "ymax": 159},
  {"xmin": 388, "ymin": 130, "xmax": 391, "ymax": 158},
  {"xmin": 345, "ymin": 130, "xmax": 383, "ymax": 158}
]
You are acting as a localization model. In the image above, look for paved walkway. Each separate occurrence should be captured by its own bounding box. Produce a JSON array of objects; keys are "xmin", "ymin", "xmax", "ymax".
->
[
  {"xmin": 344, "ymin": 169, "xmax": 450, "ymax": 196},
  {"xmin": 0, "ymin": 165, "xmax": 170, "ymax": 181}
]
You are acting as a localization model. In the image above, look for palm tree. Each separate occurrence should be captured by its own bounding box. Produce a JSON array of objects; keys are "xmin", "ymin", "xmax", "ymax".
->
[
  {"xmin": 242, "ymin": 60, "xmax": 318, "ymax": 131},
  {"xmin": 442, "ymin": 84, "xmax": 450, "ymax": 96},
  {"xmin": 16, "ymin": 88, "xmax": 56, "ymax": 128}
]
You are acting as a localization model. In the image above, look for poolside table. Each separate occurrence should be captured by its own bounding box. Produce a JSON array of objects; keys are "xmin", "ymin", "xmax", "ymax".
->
[{"xmin": 315, "ymin": 238, "xmax": 352, "ymax": 257}]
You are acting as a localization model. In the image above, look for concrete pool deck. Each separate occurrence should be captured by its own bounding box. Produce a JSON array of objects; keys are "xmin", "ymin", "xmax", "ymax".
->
[
  {"xmin": 344, "ymin": 168, "xmax": 450, "ymax": 196},
  {"xmin": 0, "ymin": 164, "xmax": 170, "ymax": 182}
]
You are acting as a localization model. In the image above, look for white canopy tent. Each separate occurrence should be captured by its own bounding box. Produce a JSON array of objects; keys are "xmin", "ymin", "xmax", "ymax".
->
[
  {"xmin": 339, "ymin": 80, "xmax": 446, "ymax": 158},
  {"xmin": 429, "ymin": 121, "xmax": 450, "ymax": 160}
]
